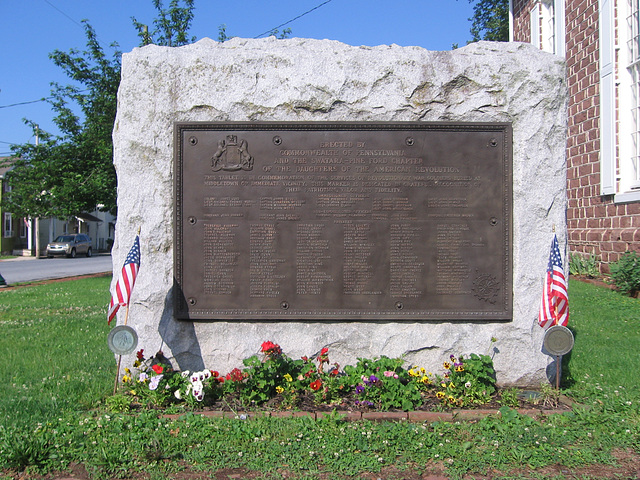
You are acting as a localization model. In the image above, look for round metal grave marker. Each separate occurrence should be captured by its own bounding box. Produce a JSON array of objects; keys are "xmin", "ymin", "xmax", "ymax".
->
[
  {"xmin": 108, "ymin": 325, "xmax": 139, "ymax": 355},
  {"xmin": 543, "ymin": 325, "xmax": 574, "ymax": 356}
]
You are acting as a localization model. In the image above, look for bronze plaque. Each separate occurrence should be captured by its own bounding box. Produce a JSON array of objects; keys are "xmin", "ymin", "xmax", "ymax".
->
[{"xmin": 174, "ymin": 122, "xmax": 512, "ymax": 321}]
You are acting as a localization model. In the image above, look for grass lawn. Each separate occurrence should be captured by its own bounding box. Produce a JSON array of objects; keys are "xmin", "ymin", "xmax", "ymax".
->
[{"xmin": 0, "ymin": 277, "xmax": 638, "ymax": 479}]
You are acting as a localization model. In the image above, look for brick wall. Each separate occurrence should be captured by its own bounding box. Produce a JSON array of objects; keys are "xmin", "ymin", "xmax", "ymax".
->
[{"xmin": 513, "ymin": 0, "xmax": 640, "ymax": 271}]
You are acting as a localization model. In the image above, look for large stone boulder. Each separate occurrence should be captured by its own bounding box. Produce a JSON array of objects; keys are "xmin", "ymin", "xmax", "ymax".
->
[{"xmin": 112, "ymin": 37, "xmax": 567, "ymax": 385}]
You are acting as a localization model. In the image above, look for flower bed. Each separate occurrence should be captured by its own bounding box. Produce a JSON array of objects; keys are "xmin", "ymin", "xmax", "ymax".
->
[{"xmin": 116, "ymin": 341, "xmax": 554, "ymax": 414}]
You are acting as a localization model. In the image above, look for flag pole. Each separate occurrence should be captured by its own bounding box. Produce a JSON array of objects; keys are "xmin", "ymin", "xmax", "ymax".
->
[
  {"xmin": 113, "ymin": 305, "xmax": 131, "ymax": 395},
  {"xmin": 110, "ymin": 229, "xmax": 141, "ymax": 395}
]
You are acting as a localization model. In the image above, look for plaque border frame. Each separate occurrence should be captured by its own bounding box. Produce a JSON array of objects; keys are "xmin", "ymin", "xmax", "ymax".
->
[{"xmin": 174, "ymin": 121, "xmax": 513, "ymax": 322}]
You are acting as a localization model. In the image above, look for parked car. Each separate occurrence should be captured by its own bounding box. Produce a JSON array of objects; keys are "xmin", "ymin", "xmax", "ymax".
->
[{"xmin": 46, "ymin": 234, "xmax": 92, "ymax": 258}]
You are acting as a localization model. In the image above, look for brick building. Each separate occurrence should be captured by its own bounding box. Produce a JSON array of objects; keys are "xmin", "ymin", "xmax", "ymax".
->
[{"xmin": 511, "ymin": 0, "xmax": 640, "ymax": 270}]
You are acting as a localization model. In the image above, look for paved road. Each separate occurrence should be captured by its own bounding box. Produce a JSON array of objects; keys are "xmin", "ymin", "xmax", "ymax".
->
[{"xmin": 0, "ymin": 254, "xmax": 112, "ymax": 285}]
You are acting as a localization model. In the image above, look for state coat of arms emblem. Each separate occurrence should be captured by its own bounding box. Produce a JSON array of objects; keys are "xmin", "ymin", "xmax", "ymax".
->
[{"xmin": 211, "ymin": 135, "xmax": 254, "ymax": 171}]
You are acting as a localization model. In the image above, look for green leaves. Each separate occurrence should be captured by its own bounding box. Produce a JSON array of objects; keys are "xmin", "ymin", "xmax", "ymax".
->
[
  {"xmin": 609, "ymin": 251, "xmax": 640, "ymax": 297},
  {"xmin": 468, "ymin": 0, "xmax": 508, "ymax": 42},
  {"xmin": 3, "ymin": 2, "xmax": 198, "ymax": 219}
]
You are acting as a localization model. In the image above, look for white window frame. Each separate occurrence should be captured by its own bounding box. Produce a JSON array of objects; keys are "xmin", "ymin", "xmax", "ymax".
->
[
  {"xmin": 530, "ymin": 0, "xmax": 566, "ymax": 56},
  {"xmin": 3, "ymin": 212, "xmax": 13, "ymax": 238},
  {"xmin": 605, "ymin": 0, "xmax": 640, "ymax": 202}
]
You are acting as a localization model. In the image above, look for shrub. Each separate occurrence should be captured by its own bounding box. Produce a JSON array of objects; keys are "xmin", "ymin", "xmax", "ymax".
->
[
  {"xmin": 609, "ymin": 251, "xmax": 640, "ymax": 297},
  {"xmin": 569, "ymin": 253, "xmax": 600, "ymax": 278}
]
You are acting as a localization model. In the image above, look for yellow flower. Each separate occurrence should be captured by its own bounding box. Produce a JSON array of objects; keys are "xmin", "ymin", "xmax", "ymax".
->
[
  {"xmin": 441, "ymin": 383, "xmax": 447, "ymax": 388},
  {"xmin": 133, "ymin": 360, "xmax": 141, "ymax": 368},
  {"xmin": 124, "ymin": 368, "xmax": 131, "ymax": 374},
  {"xmin": 284, "ymin": 374, "xmax": 293, "ymax": 382},
  {"xmin": 455, "ymin": 365, "xmax": 464, "ymax": 372},
  {"xmin": 443, "ymin": 362, "xmax": 451, "ymax": 370},
  {"xmin": 122, "ymin": 375, "xmax": 130, "ymax": 383},
  {"xmin": 275, "ymin": 386, "xmax": 284, "ymax": 394},
  {"xmin": 447, "ymin": 395, "xmax": 455, "ymax": 402},
  {"xmin": 421, "ymin": 376, "xmax": 431, "ymax": 385},
  {"xmin": 436, "ymin": 391, "xmax": 445, "ymax": 399},
  {"xmin": 408, "ymin": 369, "xmax": 419, "ymax": 377},
  {"xmin": 419, "ymin": 367, "xmax": 426, "ymax": 375},
  {"xmin": 448, "ymin": 382, "xmax": 456, "ymax": 390}
]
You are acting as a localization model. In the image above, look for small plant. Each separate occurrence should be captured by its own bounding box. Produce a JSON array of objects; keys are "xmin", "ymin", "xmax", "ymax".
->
[
  {"xmin": 105, "ymin": 393, "xmax": 131, "ymax": 413},
  {"xmin": 609, "ymin": 251, "xmax": 640, "ymax": 297},
  {"xmin": 1, "ymin": 428, "xmax": 55, "ymax": 471},
  {"xmin": 345, "ymin": 356, "xmax": 423, "ymax": 411},
  {"xmin": 434, "ymin": 354, "xmax": 497, "ymax": 407},
  {"xmin": 536, "ymin": 382, "xmax": 560, "ymax": 408},
  {"xmin": 125, "ymin": 349, "xmax": 223, "ymax": 407},
  {"xmin": 498, "ymin": 387, "xmax": 521, "ymax": 408},
  {"xmin": 569, "ymin": 253, "xmax": 600, "ymax": 278}
]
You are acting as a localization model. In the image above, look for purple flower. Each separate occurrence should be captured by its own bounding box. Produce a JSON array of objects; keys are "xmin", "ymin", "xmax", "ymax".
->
[{"xmin": 355, "ymin": 385, "xmax": 365, "ymax": 395}]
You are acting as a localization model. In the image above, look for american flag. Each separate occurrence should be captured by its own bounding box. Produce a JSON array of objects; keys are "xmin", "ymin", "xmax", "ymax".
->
[
  {"xmin": 108, "ymin": 235, "xmax": 141, "ymax": 325},
  {"xmin": 538, "ymin": 234, "xmax": 569, "ymax": 329}
]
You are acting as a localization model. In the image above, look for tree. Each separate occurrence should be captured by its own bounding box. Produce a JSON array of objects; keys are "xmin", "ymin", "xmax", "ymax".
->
[
  {"xmin": 2, "ymin": 1, "xmax": 197, "ymax": 221},
  {"xmin": 132, "ymin": 0, "xmax": 196, "ymax": 47},
  {"xmin": 468, "ymin": 0, "xmax": 509, "ymax": 42},
  {"xmin": 3, "ymin": 21, "xmax": 120, "ymax": 218}
]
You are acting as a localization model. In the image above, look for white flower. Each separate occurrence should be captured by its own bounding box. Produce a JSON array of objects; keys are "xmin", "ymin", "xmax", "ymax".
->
[
  {"xmin": 181, "ymin": 371, "xmax": 191, "ymax": 378},
  {"xmin": 149, "ymin": 375, "xmax": 163, "ymax": 390},
  {"xmin": 465, "ymin": 381, "xmax": 472, "ymax": 388},
  {"xmin": 174, "ymin": 390, "xmax": 182, "ymax": 400}
]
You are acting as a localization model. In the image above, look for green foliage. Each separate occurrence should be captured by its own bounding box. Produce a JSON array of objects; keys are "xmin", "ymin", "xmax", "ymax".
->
[
  {"xmin": 468, "ymin": 0, "xmax": 509, "ymax": 42},
  {"xmin": 498, "ymin": 387, "xmax": 521, "ymax": 407},
  {"xmin": 105, "ymin": 394, "xmax": 131, "ymax": 413},
  {"xmin": 3, "ymin": 1, "xmax": 198, "ymax": 219},
  {"xmin": 132, "ymin": 0, "xmax": 196, "ymax": 47},
  {"xmin": 343, "ymin": 356, "xmax": 423, "ymax": 411},
  {"xmin": 435, "ymin": 354, "xmax": 497, "ymax": 407},
  {"xmin": 569, "ymin": 252, "xmax": 600, "ymax": 277},
  {"xmin": 0, "ymin": 427, "xmax": 57, "ymax": 472},
  {"xmin": 3, "ymin": 20, "xmax": 120, "ymax": 217},
  {"xmin": 609, "ymin": 251, "xmax": 640, "ymax": 296},
  {"xmin": 240, "ymin": 352, "xmax": 305, "ymax": 404}
]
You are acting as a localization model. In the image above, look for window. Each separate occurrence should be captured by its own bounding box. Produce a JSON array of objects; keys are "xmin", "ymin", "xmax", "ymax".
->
[
  {"xmin": 19, "ymin": 218, "xmax": 27, "ymax": 238},
  {"xmin": 530, "ymin": 0, "xmax": 566, "ymax": 56},
  {"xmin": 624, "ymin": 0, "xmax": 640, "ymax": 190},
  {"xmin": 607, "ymin": 0, "xmax": 640, "ymax": 201},
  {"xmin": 3, "ymin": 213, "xmax": 12, "ymax": 238}
]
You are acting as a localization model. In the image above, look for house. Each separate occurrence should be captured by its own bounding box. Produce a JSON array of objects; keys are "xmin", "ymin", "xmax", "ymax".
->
[
  {"xmin": 510, "ymin": 0, "xmax": 640, "ymax": 270},
  {"xmin": 0, "ymin": 157, "xmax": 115, "ymax": 256},
  {"xmin": 0, "ymin": 161, "xmax": 20, "ymax": 255}
]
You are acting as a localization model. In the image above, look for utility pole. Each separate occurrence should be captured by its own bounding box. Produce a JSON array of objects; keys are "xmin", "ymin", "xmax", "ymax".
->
[{"xmin": 34, "ymin": 125, "xmax": 41, "ymax": 260}]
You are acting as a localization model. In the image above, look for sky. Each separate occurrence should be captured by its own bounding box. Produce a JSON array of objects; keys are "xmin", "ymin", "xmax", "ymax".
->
[{"xmin": 0, "ymin": 0, "xmax": 476, "ymax": 154}]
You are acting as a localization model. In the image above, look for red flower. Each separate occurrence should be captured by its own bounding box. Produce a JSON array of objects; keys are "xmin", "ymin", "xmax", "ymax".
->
[
  {"xmin": 210, "ymin": 370, "xmax": 219, "ymax": 378},
  {"xmin": 301, "ymin": 356, "xmax": 309, "ymax": 362},
  {"xmin": 152, "ymin": 364, "xmax": 163, "ymax": 374},
  {"xmin": 320, "ymin": 347, "xmax": 329, "ymax": 356},
  {"xmin": 310, "ymin": 379, "xmax": 322, "ymax": 391},
  {"xmin": 226, "ymin": 367, "xmax": 245, "ymax": 382},
  {"xmin": 136, "ymin": 349, "xmax": 145, "ymax": 361},
  {"xmin": 261, "ymin": 341, "xmax": 282, "ymax": 356}
]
